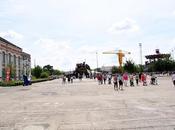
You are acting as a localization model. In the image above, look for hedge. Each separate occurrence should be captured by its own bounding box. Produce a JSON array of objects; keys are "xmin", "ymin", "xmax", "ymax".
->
[{"xmin": 0, "ymin": 78, "xmax": 54, "ymax": 87}]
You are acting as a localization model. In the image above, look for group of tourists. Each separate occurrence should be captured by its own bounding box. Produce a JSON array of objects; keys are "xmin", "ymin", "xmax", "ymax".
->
[
  {"xmin": 62, "ymin": 75, "xmax": 74, "ymax": 84},
  {"xmin": 96, "ymin": 72, "xmax": 159, "ymax": 91},
  {"xmin": 96, "ymin": 73, "xmax": 112, "ymax": 85},
  {"xmin": 61, "ymin": 71, "xmax": 175, "ymax": 88}
]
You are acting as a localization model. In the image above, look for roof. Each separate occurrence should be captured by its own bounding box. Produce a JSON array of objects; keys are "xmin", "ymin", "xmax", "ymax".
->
[
  {"xmin": 145, "ymin": 54, "xmax": 171, "ymax": 59},
  {"xmin": 0, "ymin": 37, "xmax": 22, "ymax": 50}
]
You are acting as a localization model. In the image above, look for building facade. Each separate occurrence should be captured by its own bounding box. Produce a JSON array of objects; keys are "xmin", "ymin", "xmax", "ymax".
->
[{"xmin": 0, "ymin": 37, "xmax": 31, "ymax": 81}]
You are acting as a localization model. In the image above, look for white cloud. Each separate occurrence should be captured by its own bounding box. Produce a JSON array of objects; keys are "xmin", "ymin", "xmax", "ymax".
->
[
  {"xmin": 0, "ymin": 30, "xmax": 23, "ymax": 42},
  {"xmin": 31, "ymin": 38, "xmax": 126, "ymax": 70},
  {"xmin": 33, "ymin": 38, "xmax": 74, "ymax": 69},
  {"xmin": 108, "ymin": 18, "xmax": 140, "ymax": 34}
]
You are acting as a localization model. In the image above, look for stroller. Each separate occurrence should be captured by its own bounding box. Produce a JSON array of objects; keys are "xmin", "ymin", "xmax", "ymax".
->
[{"xmin": 150, "ymin": 76, "xmax": 158, "ymax": 85}]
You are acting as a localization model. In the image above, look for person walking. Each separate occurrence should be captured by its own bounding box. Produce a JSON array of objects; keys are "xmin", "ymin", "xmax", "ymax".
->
[
  {"xmin": 135, "ymin": 74, "xmax": 139, "ymax": 86},
  {"xmin": 129, "ymin": 74, "xmax": 134, "ymax": 87},
  {"xmin": 123, "ymin": 72, "xmax": 128, "ymax": 87},
  {"xmin": 107, "ymin": 74, "xmax": 112, "ymax": 85},
  {"xmin": 62, "ymin": 75, "xmax": 66, "ymax": 84},
  {"xmin": 141, "ymin": 73, "xmax": 147, "ymax": 86},
  {"xmin": 118, "ymin": 74, "xmax": 124, "ymax": 90},
  {"xmin": 113, "ymin": 74, "xmax": 118, "ymax": 91},
  {"xmin": 103, "ymin": 73, "xmax": 107, "ymax": 84}
]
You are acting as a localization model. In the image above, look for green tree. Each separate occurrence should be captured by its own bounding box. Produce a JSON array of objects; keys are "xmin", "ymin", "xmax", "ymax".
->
[
  {"xmin": 53, "ymin": 69, "xmax": 62, "ymax": 75},
  {"xmin": 123, "ymin": 60, "xmax": 136, "ymax": 73},
  {"xmin": 135, "ymin": 65, "xmax": 144, "ymax": 73},
  {"xmin": 32, "ymin": 65, "xmax": 42, "ymax": 78},
  {"xmin": 111, "ymin": 66, "xmax": 120, "ymax": 74},
  {"xmin": 43, "ymin": 65, "xmax": 54, "ymax": 75},
  {"xmin": 147, "ymin": 59, "xmax": 175, "ymax": 72},
  {"xmin": 40, "ymin": 72, "xmax": 49, "ymax": 78}
]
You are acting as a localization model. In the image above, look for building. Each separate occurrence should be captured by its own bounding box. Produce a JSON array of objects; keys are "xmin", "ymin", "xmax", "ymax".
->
[
  {"xmin": 101, "ymin": 66, "xmax": 113, "ymax": 73},
  {"xmin": 145, "ymin": 49, "xmax": 171, "ymax": 65},
  {"xmin": 0, "ymin": 37, "xmax": 31, "ymax": 81}
]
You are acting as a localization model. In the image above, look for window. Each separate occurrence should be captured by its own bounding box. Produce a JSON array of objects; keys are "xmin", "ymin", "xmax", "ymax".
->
[
  {"xmin": 14, "ymin": 55, "xmax": 16, "ymax": 66},
  {"xmin": 9, "ymin": 53, "xmax": 11, "ymax": 64},
  {"xmin": 2, "ymin": 52, "xmax": 5, "ymax": 64},
  {"xmin": 18, "ymin": 56, "xmax": 20, "ymax": 66}
]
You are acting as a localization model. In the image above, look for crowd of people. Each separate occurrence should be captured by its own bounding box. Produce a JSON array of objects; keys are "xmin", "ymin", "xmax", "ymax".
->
[
  {"xmin": 62, "ymin": 75, "xmax": 74, "ymax": 84},
  {"xmin": 96, "ymin": 72, "xmax": 159, "ymax": 91},
  {"xmin": 61, "ymin": 71, "xmax": 175, "ymax": 89}
]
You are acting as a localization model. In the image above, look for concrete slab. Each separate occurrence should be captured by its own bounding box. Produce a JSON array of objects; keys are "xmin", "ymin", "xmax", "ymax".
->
[{"xmin": 0, "ymin": 76, "xmax": 175, "ymax": 130}]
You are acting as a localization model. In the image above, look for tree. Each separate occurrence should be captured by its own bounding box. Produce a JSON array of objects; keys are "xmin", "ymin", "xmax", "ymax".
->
[
  {"xmin": 32, "ymin": 65, "xmax": 42, "ymax": 78},
  {"xmin": 123, "ymin": 60, "xmax": 137, "ymax": 73},
  {"xmin": 53, "ymin": 69, "xmax": 62, "ymax": 75},
  {"xmin": 40, "ymin": 72, "xmax": 49, "ymax": 78},
  {"xmin": 135, "ymin": 65, "xmax": 144, "ymax": 73},
  {"xmin": 148, "ymin": 59, "xmax": 175, "ymax": 72},
  {"xmin": 43, "ymin": 65, "xmax": 54, "ymax": 75},
  {"xmin": 111, "ymin": 66, "xmax": 120, "ymax": 74}
]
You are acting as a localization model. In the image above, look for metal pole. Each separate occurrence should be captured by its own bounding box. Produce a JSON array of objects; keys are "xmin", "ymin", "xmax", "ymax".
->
[
  {"xmin": 139, "ymin": 43, "xmax": 143, "ymax": 65},
  {"xmin": 34, "ymin": 59, "xmax": 36, "ymax": 67},
  {"xmin": 96, "ymin": 52, "xmax": 99, "ymax": 69}
]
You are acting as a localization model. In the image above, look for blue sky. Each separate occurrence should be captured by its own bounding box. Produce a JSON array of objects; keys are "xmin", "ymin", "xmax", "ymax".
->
[{"xmin": 0, "ymin": 0, "xmax": 175, "ymax": 71}]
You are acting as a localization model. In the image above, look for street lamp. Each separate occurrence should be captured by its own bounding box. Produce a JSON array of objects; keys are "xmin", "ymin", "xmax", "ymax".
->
[
  {"xmin": 96, "ymin": 51, "xmax": 99, "ymax": 69},
  {"xmin": 139, "ymin": 43, "xmax": 143, "ymax": 65}
]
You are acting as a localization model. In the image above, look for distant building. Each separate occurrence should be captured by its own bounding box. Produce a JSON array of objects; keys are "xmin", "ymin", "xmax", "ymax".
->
[
  {"xmin": 0, "ymin": 37, "xmax": 31, "ymax": 81},
  {"xmin": 145, "ymin": 49, "xmax": 171, "ymax": 65},
  {"xmin": 101, "ymin": 66, "xmax": 113, "ymax": 73}
]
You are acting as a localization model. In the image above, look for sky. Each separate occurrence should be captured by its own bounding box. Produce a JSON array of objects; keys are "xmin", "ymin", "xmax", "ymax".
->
[{"xmin": 0, "ymin": 0, "xmax": 175, "ymax": 71}]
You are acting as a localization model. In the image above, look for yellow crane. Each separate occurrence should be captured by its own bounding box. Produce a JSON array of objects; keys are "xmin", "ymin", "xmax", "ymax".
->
[{"xmin": 103, "ymin": 49, "xmax": 131, "ymax": 71}]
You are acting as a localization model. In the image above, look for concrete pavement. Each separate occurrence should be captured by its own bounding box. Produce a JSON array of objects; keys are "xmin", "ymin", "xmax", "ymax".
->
[{"xmin": 0, "ymin": 77, "xmax": 175, "ymax": 130}]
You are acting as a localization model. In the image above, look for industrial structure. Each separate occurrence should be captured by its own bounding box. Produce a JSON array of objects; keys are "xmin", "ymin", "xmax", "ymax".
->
[
  {"xmin": 145, "ymin": 49, "xmax": 171, "ymax": 65},
  {"xmin": 0, "ymin": 37, "xmax": 31, "ymax": 81},
  {"xmin": 103, "ymin": 49, "xmax": 131, "ymax": 71}
]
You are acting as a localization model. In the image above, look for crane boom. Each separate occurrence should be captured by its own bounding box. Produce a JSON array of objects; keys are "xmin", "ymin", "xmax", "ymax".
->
[{"xmin": 103, "ymin": 49, "xmax": 131, "ymax": 72}]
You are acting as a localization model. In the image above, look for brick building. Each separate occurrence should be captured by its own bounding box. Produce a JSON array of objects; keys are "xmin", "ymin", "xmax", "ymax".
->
[{"xmin": 0, "ymin": 37, "xmax": 31, "ymax": 81}]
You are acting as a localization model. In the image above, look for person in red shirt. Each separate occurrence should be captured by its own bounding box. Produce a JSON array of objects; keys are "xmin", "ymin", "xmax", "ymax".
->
[{"xmin": 141, "ymin": 73, "xmax": 147, "ymax": 86}]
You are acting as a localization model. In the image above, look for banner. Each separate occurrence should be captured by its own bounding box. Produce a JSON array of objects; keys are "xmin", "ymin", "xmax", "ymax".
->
[{"xmin": 5, "ymin": 67, "xmax": 10, "ymax": 82}]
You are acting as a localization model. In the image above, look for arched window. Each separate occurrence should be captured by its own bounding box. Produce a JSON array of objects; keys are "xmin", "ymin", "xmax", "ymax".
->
[
  {"xmin": 18, "ymin": 56, "xmax": 20, "ymax": 66},
  {"xmin": 14, "ymin": 55, "xmax": 16, "ymax": 66},
  {"xmin": 2, "ymin": 52, "xmax": 5, "ymax": 64},
  {"xmin": 9, "ymin": 53, "xmax": 11, "ymax": 64}
]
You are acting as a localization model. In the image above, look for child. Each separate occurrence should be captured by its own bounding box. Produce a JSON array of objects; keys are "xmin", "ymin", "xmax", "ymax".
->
[
  {"xmin": 135, "ymin": 74, "xmax": 139, "ymax": 86},
  {"xmin": 129, "ymin": 74, "xmax": 134, "ymax": 87}
]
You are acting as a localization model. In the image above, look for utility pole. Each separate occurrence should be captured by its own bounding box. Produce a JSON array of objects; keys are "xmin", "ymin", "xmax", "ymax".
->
[
  {"xmin": 34, "ymin": 59, "xmax": 36, "ymax": 67},
  {"xmin": 96, "ymin": 52, "xmax": 99, "ymax": 69},
  {"xmin": 139, "ymin": 43, "xmax": 143, "ymax": 65}
]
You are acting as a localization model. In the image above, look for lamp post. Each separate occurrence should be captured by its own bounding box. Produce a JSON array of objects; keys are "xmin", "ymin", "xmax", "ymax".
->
[
  {"xmin": 139, "ymin": 43, "xmax": 143, "ymax": 65},
  {"xmin": 96, "ymin": 51, "xmax": 99, "ymax": 70}
]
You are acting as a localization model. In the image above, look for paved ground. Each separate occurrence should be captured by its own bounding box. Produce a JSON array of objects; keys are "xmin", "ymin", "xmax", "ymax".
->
[{"xmin": 0, "ymin": 77, "xmax": 175, "ymax": 130}]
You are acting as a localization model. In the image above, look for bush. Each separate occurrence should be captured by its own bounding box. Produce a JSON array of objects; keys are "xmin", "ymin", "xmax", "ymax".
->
[
  {"xmin": 0, "ymin": 81, "xmax": 23, "ymax": 87},
  {"xmin": 40, "ymin": 72, "xmax": 49, "ymax": 78},
  {"xmin": 0, "ymin": 77, "xmax": 55, "ymax": 87}
]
